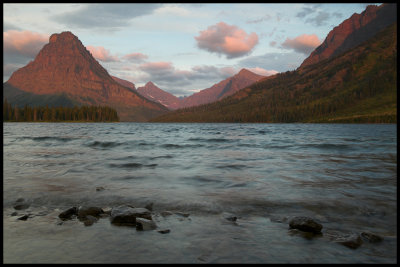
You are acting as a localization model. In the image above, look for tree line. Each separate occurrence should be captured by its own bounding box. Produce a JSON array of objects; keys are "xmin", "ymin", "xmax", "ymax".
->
[{"xmin": 3, "ymin": 98, "xmax": 119, "ymax": 122}]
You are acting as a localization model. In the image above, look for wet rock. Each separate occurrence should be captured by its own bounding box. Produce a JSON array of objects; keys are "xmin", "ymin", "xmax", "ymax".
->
[
  {"xmin": 222, "ymin": 212, "xmax": 237, "ymax": 222},
  {"xmin": 136, "ymin": 218, "xmax": 157, "ymax": 231},
  {"xmin": 158, "ymin": 229, "xmax": 171, "ymax": 234},
  {"xmin": 289, "ymin": 216, "xmax": 323, "ymax": 234},
  {"xmin": 11, "ymin": 212, "xmax": 18, "ymax": 216},
  {"xmin": 13, "ymin": 198, "xmax": 30, "ymax": 210},
  {"xmin": 102, "ymin": 207, "xmax": 112, "ymax": 215},
  {"xmin": 58, "ymin": 207, "xmax": 78, "ymax": 220},
  {"xmin": 83, "ymin": 215, "xmax": 98, "ymax": 226},
  {"xmin": 325, "ymin": 230, "xmax": 363, "ymax": 249},
  {"xmin": 17, "ymin": 214, "xmax": 29, "ymax": 221},
  {"xmin": 130, "ymin": 207, "xmax": 152, "ymax": 220},
  {"xmin": 161, "ymin": 211, "xmax": 174, "ymax": 217},
  {"xmin": 110, "ymin": 205, "xmax": 138, "ymax": 226},
  {"xmin": 270, "ymin": 215, "xmax": 288, "ymax": 223},
  {"xmin": 361, "ymin": 231, "xmax": 383, "ymax": 243},
  {"xmin": 77, "ymin": 206, "xmax": 104, "ymax": 220},
  {"xmin": 175, "ymin": 212, "xmax": 190, "ymax": 218},
  {"xmin": 96, "ymin": 186, "xmax": 105, "ymax": 192},
  {"xmin": 144, "ymin": 202, "xmax": 153, "ymax": 211}
]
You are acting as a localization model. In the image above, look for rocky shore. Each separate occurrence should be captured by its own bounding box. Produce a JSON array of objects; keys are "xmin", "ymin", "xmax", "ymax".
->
[{"xmin": 9, "ymin": 197, "xmax": 385, "ymax": 251}]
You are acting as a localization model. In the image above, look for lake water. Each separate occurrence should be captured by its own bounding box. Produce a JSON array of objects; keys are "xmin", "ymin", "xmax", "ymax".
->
[{"xmin": 3, "ymin": 122, "xmax": 397, "ymax": 263}]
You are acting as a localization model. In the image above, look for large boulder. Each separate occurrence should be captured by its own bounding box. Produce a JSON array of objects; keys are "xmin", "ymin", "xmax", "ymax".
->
[
  {"xmin": 77, "ymin": 206, "xmax": 104, "ymax": 219},
  {"xmin": 110, "ymin": 205, "xmax": 151, "ymax": 226},
  {"xmin": 136, "ymin": 218, "xmax": 157, "ymax": 231},
  {"xmin": 289, "ymin": 216, "xmax": 323, "ymax": 234}
]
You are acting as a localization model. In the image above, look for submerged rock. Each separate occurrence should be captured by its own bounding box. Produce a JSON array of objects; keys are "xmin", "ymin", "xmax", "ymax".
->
[
  {"xmin": 144, "ymin": 202, "xmax": 153, "ymax": 211},
  {"xmin": 361, "ymin": 231, "xmax": 384, "ymax": 243},
  {"xmin": 325, "ymin": 230, "xmax": 363, "ymax": 249},
  {"xmin": 136, "ymin": 218, "xmax": 157, "ymax": 231},
  {"xmin": 161, "ymin": 211, "xmax": 174, "ymax": 217},
  {"xmin": 289, "ymin": 216, "xmax": 323, "ymax": 234},
  {"xmin": 96, "ymin": 186, "xmax": 105, "ymax": 192},
  {"xmin": 13, "ymin": 198, "xmax": 30, "ymax": 210},
  {"xmin": 17, "ymin": 214, "xmax": 29, "ymax": 221},
  {"xmin": 158, "ymin": 229, "xmax": 171, "ymax": 234},
  {"xmin": 222, "ymin": 212, "xmax": 237, "ymax": 222},
  {"xmin": 83, "ymin": 215, "xmax": 99, "ymax": 226},
  {"xmin": 58, "ymin": 207, "xmax": 78, "ymax": 220}
]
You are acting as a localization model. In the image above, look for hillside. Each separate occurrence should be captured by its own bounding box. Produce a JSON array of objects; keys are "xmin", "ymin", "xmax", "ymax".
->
[{"xmin": 151, "ymin": 23, "xmax": 397, "ymax": 123}]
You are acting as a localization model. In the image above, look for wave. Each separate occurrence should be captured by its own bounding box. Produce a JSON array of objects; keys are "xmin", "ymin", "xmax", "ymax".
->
[
  {"xmin": 87, "ymin": 141, "xmax": 123, "ymax": 148},
  {"xmin": 18, "ymin": 136, "xmax": 76, "ymax": 142},
  {"xmin": 109, "ymin": 163, "xmax": 158, "ymax": 169}
]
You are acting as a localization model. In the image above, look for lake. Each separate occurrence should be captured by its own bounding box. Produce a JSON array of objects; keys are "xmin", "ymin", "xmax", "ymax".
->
[{"xmin": 3, "ymin": 122, "xmax": 397, "ymax": 263}]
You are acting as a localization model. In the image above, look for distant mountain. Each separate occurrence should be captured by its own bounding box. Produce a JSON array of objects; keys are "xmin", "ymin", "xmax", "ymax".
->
[
  {"xmin": 152, "ymin": 14, "xmax": 396, "ymax": 123},
  {"xmin": 300, "ymin": 3, "xmax": 396, "ymax": 68},
  {"xmin": 111, "ymin": 76, "xmax": 136, "ymax": 91},
  {"xmin": 180, "ymin": 68, "xmax": 265, "ymax": 108},
  {"xmin": 137, "ymin": 82, "xmax": 181, "ymax": 110},
  {"xmin": 3, "ymin": 31, "xmax": 168, "ymax": 121}
]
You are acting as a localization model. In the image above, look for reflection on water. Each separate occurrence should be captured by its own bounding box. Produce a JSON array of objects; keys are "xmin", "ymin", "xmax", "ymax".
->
[{"xmin": 3, "ymin": 123, "xmax": 397, "ymax": 263}]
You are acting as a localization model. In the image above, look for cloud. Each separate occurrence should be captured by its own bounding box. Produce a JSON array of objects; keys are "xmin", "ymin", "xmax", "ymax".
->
[
  {"xmin": 122, "ymin": 52, "xmax": 148, "ymax": 62},
  {"xmin": 281, "ymin": 34, "xmax": 321, "ymax": 55},
  {"xmin": 53, "ymin": 3, "xmax": 162, "ymax": 29},
  {"xmin": 247, "ymin": 67, "xmax": 279, "ymax": 77},
  {"xmin": 86, "ymin": 45, "xmax": 120, "ymax": 62},
  {"xmin": 246, "ymin": 14, "xmax": 272, "ymax": 24},
  {"xmin": 194, "ymin": 22, "xmax": 259, "ymax": 59},
  {"xmin": 3, "ymin": 30, "xmax": 49, "ymax": 58},
  {"xmin": 305, "ymin": 11, "xmax": 331, "ymax": 27},
  {"xmin": 239, "ymin": 52, "xmax": 307, "ymax": 72}
]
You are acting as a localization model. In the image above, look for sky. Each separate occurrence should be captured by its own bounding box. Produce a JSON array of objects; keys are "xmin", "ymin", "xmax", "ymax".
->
[{"xmin": 3, "ymin": 3, "xmax": 375, "ymax": 97}]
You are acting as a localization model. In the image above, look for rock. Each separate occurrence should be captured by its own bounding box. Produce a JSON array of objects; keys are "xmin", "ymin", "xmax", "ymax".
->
[
  {"xmin": 175, "ymin": 212, "xmax": 190, "ymax": 218},
  {"xmin": 361, "ymin": 231, "xmax": 383, "ymax": 243},
  {"xmin": 325, "ymin": 230, "xmax": 363, "ymax": 249},
  {"xmin": 96, "ymin": 186, "xmax": 105, "ymax": 192},
  {"xmin": 130, "ymin": 207, "xmax": 152, "ymax": 220},
  {"xmin": 161, "ymin": 211, "xmax": 174, "ymax": 217},
  {"xmin": 77, "ymin": 206, "xmax": 104, "ymax": 220},
  {"xmin": 83, "ymin": 215, "xmax": 98, "ymax": 226},
  {"xmin": 144, "ymin": 202, "xmax": 153, "ymax": 211},
  {"xmin": 102, "ymin": 207, "xmax": 112, "ymax": 215},
  {"xmin": 17, "ymin": 215, "xmax": 29, "ymax": 221},
  {"xmin": 136, "ymin": 218, "xmax": 157, "ymax": 231},
  {"xmin": 58, "ymin": 207, "xmax": 78, "ymax": 220},
  {"xmin": 110, "ymin": 205, "xmax": 138, "ymax": 226},
  {"xmin": 289, "ymin": 216, "xmax": 323, "ymax": 234},
  {"xmin": 158, "ymin": 229, "xmax": 171, "ymax": 234},
  {"xmin": 222, "ymin": 212, "xmax": 237, "ymax": 222},
  {"xmin": 11, "ymin": 212, "xmax": 18, "ymax": 216},
  {"xmin": 13, "ymin": 202, "xmax": 30, "ymax": 210}
]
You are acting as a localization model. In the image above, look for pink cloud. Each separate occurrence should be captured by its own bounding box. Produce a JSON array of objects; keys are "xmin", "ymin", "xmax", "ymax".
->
[
  {"xmin": 195, "ymin": 22, "xmax": 259, "ymax": 59},
  {"xmin": 139, "ymin": 61, "xmax": 174, "ymax": 73},
  {"xmin": 281, "ymin": 34, "xmax": 321, "ymax": 55},
  {"xmin": 122, "ymin": 52, "xmax": 148, "ymax": 62},
  {"xmin": 3, "ymin": 30, "xmax": 49, "ymax": 57},
  {"xmin": 247, "ymin": 67, "xmax": 279, "ymax": 77},
  {"xmin": 86, "ymin": 45, "xmax": 119, "ymax": 62}
]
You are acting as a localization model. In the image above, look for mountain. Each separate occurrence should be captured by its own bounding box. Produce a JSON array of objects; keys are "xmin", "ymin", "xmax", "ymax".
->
[
  {"xmin": 300, "ymin": 3, "xmax": 396, "ymax": 68},
  {"xmin": 137, "ymin": 82, "xmax": 181, "ymax": 110},
  {"xmin": 111, "ymin": 76, "xmax": 136, "ymax": 91},
  {"xmin": 3, "ymin": 31, "xmax": 168, "ymax": 121},
  {"xmin": 152, "ymin": 15, "xmax": 396, "ymax": 122},
  {"xmin": 180, "ymin": 68, "xmax": 265, "ymax": 108}
]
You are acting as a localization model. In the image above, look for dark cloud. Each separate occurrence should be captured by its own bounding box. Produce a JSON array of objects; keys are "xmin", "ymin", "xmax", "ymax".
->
[
  {"xmin": 3, "ymin": 22, "xmax": 21, "ymax": 31},
  {"xmin": 239, "ymin": 52, "xmax": 306, "ymax": 72},
  {"xmin": 53, "ymin": 4, "xmax": 162, "ymax": 29},
  {"xmin": 305, "ymin": 11, "xmax": 331, "ymax": 27},
  {"xmin": 246, "ymin": 14, "xmax": 272, "ymax": 24}
]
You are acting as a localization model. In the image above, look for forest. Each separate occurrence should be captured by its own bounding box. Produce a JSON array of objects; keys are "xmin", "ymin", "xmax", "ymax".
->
[{"xmin": 3, "ymin": 99, "xmax": 119, "ymax": 122}]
